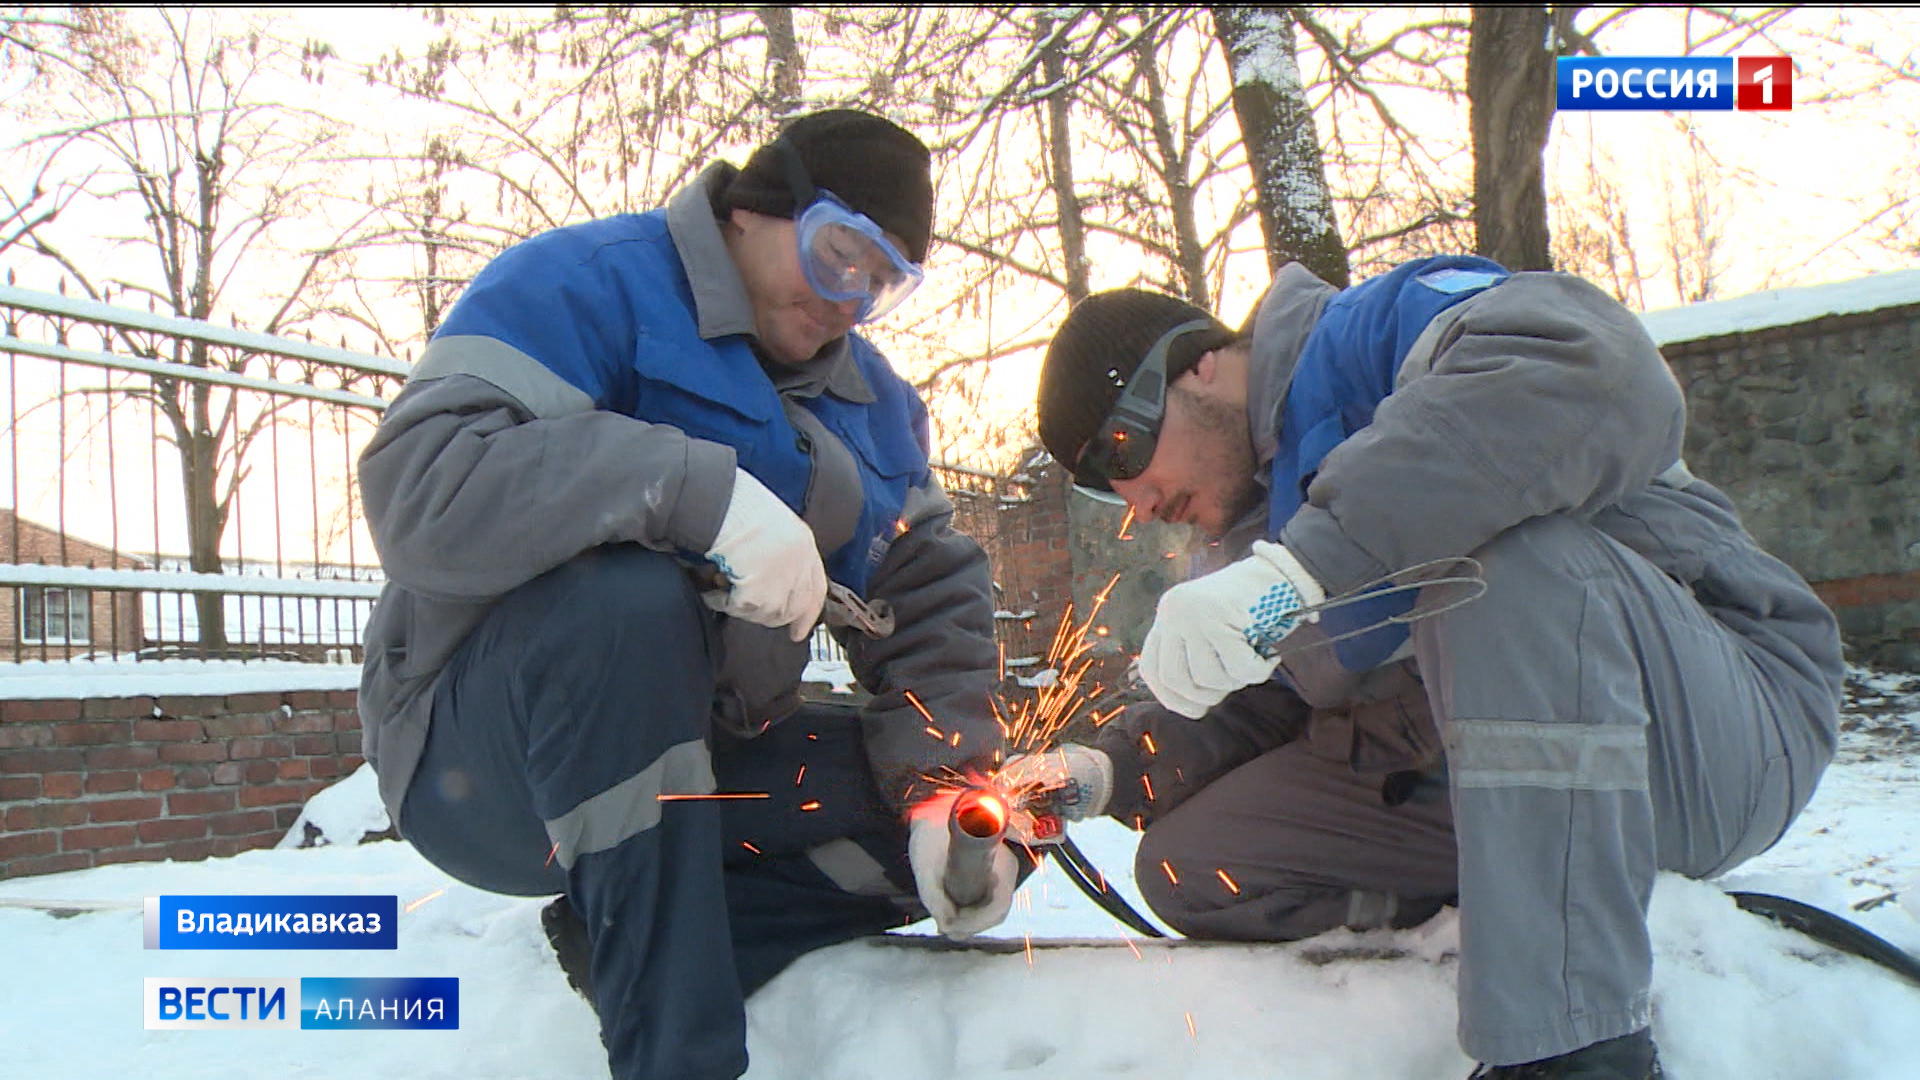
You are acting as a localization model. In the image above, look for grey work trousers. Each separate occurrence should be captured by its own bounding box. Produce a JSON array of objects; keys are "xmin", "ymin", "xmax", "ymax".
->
[{"xmin": 1135, "ymin": 514, "xmax": 1833, "ymax": 1065}]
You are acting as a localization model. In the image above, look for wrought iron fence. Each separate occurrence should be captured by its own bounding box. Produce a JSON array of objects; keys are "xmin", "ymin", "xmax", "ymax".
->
[
  {"xmin": 0, "ymin": 281, "xmax": 1048, "ymax": 678},
  {"xmin": 0, "ymin": 282, "xmax": 402, "ymax": 666}
]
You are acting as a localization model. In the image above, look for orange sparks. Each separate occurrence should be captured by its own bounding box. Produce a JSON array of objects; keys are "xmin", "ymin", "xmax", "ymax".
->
[
  {"xmin": 1161, "ymin": 859, "xmax": 1180, "ymax": 886},
  {"xmin": 1117, "ymin": 505, "xmax": 1137, "ymax": 540},
  {"xmin": 1215, "ymin": 868, "xmax": 1241, "ymax": 895},
  {"xmin": 1132, "ymin": 815, "xmax": 1146, "ymax": 832},
  {"xmin": 1185, "ymin": 1012, "xmax": 1198, "ymax": 1039},
  {"xmin": 799, "ymin": 800, "xmax": 822, "ymax": 812},
  {"xmin": 950, "ymin": 731, "xmax": 963, "ymax": 748},
  {"xmin": 794, "ymin": 765, "xmax": 807, "ymax": 786},
  {"xmin": 924, "ymin": 725, "xmax": 946, "ymax": 741},
  {"xmin": 903, "ymin": 689, "xmax": 938, "ymax": 726},
  {"xmin": 1141, "ymin": 733, "xmax": 1158, "ymax": 755},
  {"xmin": 806, "ymin": 732, "xmax": 818, "ymax": 741},
  {"xmin": 1141, "ymin": 773, "xmax": 1156, "ymax": 802},
  {"xmin": 657, "ymin": 792, "xmax": 771, "ymax": 801},
  {"xmin": 1024, "ymin": 933, "xmax": 1035, "ymax": 968},
  {"xmin": 402, "ymin": 888, "xmax": 446, "ymax": 915},
  {"xmin": 544, "ymin": 841, "xmax": 560, "ymax": 868},
  {"xmin": 1125, "ymin": 938, "xmax": 1143, "ymax": 960},
  {"xmin": 741, "ymin": 841, "xmax": 763, "ymax": 855}
]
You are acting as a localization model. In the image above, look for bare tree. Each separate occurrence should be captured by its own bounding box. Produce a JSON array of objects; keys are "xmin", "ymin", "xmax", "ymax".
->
[
  {"xmin": 3, "ymin": 10, "xmax": 388, "ymax": 648},
  {"xmin": 1549, "ymin": 134, "xmax": 1652, "ymax": 308},
  {"xmin": 1660, "ymin": 122, "xmax": 1727, "ymax": 303},
  {"xmin": 1211, "ymin": 7, "xmax": 1348, "ymax": 286},
  {"xmin": 1467, "ymin": 5, "xmax": 1579, "ymax": 271},
  {"xmin": 1034, "ymin": 10, "xmax": 1090, "ymax": 304}
]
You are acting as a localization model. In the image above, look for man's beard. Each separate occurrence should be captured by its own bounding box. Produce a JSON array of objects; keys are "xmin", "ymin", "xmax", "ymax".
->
[{"xmin": 1172, "ymin": 385, "xmax": 1265, "ymax": 539}]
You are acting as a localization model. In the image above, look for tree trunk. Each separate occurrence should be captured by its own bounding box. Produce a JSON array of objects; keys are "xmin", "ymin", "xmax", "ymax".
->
[
  {"xmin": 1036, "ymin": 12, "xmax": 1089, "ymax": 303},
  {"xmin": 1211, "ymin": 6, "xmax": 1349, "ymax": 287},
  {"xmin": 1136, "ymin": 33, "xmax": 1212, "ymax": 308},
  {"xmin": 1468, "ymin": 5, "xmax": 1560, "ymax": 271},
  {"xmin": 759, "ymin": 7, "xmax": 805, "ymax": 119},
  {"xmin": 182, "ymin": 379, "xmax": 227, "ymax": 653}
]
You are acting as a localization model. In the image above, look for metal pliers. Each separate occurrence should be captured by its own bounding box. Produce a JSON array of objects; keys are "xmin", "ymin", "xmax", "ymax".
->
[{"xmin": 821, "ymin": 581, "xmax": 894, "ymax": 639}]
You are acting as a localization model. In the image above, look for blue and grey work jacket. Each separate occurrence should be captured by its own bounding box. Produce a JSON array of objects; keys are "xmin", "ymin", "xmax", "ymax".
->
[{"xmin": 355, "ymin": 166, "xmax": 1001, "ymax": 822}]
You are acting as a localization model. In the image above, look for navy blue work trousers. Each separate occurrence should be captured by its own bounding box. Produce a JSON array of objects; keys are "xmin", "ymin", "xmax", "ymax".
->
[{"xmin": 398, "ymin": 545, "xmax": 919, "ymax": 1080}]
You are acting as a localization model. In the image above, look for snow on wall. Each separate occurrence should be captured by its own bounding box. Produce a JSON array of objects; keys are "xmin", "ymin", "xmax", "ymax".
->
[
  {"xmin": 0, "ymin": 658, "xmax": 361, "ymax": 700},
  {"xmin": 1640, "ymin": 268, "xmax": 1920, "ymax": 347}
]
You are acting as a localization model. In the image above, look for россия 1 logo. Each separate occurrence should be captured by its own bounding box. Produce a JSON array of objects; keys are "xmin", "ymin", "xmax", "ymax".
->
[{"xmin": 1557, "ymin": 56, "xmax": 1793, "ymax": 111}]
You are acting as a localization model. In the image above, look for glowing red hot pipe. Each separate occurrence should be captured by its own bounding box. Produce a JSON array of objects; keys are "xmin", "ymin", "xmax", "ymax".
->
[{"xmin": 943, "ymin": 786, "xmax": 1009, "ymax": 909}]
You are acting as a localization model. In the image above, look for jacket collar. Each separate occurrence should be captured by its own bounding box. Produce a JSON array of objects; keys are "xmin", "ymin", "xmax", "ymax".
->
[
  {"xmin": 1244, "ymin": 262, "xmax": 1337, "ymax": 468},
  {"xmin": 667, "ymin": 164, "xmax": 874, "ymax": 404}
]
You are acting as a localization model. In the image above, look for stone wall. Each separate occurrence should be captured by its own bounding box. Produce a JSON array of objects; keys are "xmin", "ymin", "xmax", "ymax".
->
[
  {"xmin": 1662, "ymin": 303, "xmax": 1920, "ymax": 667},
  {"xmin": 0, "ymin": 690, "xmax": 364, "ymax": 880}
]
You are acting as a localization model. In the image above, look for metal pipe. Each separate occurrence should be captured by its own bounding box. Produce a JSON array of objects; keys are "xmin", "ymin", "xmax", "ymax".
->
[{"xmin": 943, "ymin": 787, "xmax": 1009, "ymax": 909}]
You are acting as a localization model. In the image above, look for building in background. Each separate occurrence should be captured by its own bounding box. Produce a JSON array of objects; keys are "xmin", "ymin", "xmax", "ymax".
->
[{"xmin": 0, "ymin": 509, "xmax": 144, "ymax": 660}]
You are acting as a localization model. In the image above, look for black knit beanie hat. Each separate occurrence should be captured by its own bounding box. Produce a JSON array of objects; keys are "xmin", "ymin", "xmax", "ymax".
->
[
  {"xmin": 1037, "ymin": 289, "xmax": 1235, "ymax": 477},
  {"xmin": 724, "ymin": 108, "xmax": 935, "ymax": 263}
]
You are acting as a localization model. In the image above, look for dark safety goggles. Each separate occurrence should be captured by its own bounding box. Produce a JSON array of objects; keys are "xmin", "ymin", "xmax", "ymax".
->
[
  {"xmin": 1070, "ymin": 318, "xmax": 1217, "ymax": 493},
  {"xmin": 775, "ymin": 138, "xmax": 923, "ymax": 324}
]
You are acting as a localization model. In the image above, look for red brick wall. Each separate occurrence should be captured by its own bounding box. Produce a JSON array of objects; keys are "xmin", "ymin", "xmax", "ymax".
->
[
  {"xmin": 0, "ymin": 690, "xmax": 363, "ymax": 880},
  {"xmin": 986, "ymin": 464, "xmax": 1075, "ymax": 659},
  {"xmin": 1811, "ymin": 570, "xmax": 1920, "ymax": 609},
  {"xmin": 939, "ymin": 457, "xmax": 1077, "ymax": 666}
]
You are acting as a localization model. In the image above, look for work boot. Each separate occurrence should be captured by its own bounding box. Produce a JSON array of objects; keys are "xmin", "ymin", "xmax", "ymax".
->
[
  {"xmin": 541, "ymin": 894, "xmax": 594, "ymax": 1002},
  {"xmin": 1468, "ymin": 1029, "xmax": 1663, "ymax": 1079}
]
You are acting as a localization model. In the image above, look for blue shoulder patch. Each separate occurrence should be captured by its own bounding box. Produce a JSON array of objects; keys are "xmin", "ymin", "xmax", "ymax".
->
[{"xmin": 1414, "ymin": 267, "xmax": 1506, "ymax": 294}]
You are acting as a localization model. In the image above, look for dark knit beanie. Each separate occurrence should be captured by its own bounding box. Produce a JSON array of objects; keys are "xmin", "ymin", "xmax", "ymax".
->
[
  {"xmin": 1037, "ymin": 289, "xmax": 1235, "ymax": 475},
  {"xmin": 724, "ymin": 109, "xmax": 934, "ymax": 263}
]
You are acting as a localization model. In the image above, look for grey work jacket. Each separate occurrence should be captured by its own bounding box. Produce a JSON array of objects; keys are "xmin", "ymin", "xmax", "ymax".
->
[{"xmin": 1096, "ymin": 268, "xmax": 1844, "ymax": 824}]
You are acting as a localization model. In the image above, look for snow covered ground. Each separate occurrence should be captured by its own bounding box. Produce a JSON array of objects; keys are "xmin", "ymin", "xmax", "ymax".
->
[{"xmin": 3, "ymin": 668, "xmax": 1918, "ymax": 1079}]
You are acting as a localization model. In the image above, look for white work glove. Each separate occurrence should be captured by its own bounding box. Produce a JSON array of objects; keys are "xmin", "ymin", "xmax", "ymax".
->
[
  {"xmin": 702, "ymin": 469, "xmax": 828, "ymax": 642},
  {"xmin": 996, "ymin": 744, "xmax": 1113, "ymax": 845},
  {"xmin": 1139, "ymin": 540, "xmax": 1325, "ymax": 718},
  {"xmin": 907, "ymin": 795, "xmax": 1018, "ymax": 941}
]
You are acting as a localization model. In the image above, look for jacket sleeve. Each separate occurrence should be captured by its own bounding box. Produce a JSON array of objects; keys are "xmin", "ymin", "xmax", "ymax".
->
[
  {"xmin": 845, "ymin": 473, "xmax": 1004, "ymax": 816},
  {"xmin": 360, "ymin": 361, "xmax": 736, "ymax": 604},
  {"xmin": 1279, "ymin": 271, "xmax": 1687, "ymax": 595},
  {"xmin": 1091, "ymin": 677, "xmax": 1309, "ymax": 828}
]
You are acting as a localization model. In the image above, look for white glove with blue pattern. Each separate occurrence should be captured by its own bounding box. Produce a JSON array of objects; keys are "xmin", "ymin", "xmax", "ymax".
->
[{"xmin": 1139, "ymin": 540, "xmax": 1325, "ymax": 718}]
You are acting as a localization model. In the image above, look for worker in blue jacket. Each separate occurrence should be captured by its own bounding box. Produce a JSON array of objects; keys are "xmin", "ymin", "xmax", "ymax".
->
[{"xmin": 357, "ymin": 109, "xmax": 1016, "ymax": 1079}]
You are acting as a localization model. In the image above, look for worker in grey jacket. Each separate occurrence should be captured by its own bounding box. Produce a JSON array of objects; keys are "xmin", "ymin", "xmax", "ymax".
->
[
  {"xmin": 1022, "ymin": 261, "xmax": 1844, "ymax": 1079},
  {"xmin": 356, "ymin": 109, "xmax": 1016, "ymax": 1080}
]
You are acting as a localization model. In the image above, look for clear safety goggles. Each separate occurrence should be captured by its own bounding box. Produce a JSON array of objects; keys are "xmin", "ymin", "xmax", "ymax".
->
[
  {"xmin": 795, "ymin": 192, "xmax": 923, "ymax": 324},
  {"xmin": 772, "ymin": 135, "xmax": 923, "ymax": 324}
]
